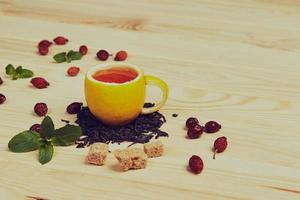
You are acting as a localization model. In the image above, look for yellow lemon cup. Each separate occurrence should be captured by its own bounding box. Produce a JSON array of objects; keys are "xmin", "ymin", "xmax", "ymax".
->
[{"xmin": 85, "ymin": 63, "xmax": 169, "ymax": 125}]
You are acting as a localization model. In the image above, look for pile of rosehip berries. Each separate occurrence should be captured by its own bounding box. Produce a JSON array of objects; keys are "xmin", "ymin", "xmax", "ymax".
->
[{"xmin": 185, "ymin": 117, "xmax": 228, "ymax": 174}]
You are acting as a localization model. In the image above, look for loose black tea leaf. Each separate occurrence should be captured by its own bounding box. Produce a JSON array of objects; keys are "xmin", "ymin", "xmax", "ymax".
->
[
  {"xmin": 61, "ymin": 119, "xmax": 70, "ymax": 123},
  {"xmin": 143, "ymin": 102, "xmax": 155, "ymax": 108},
  {"xmin": 26, "ymin": 196, "xmax": 49, "ymax": 200},
  {"xmin": 75, "ymin": 104, "xmax": 168, "ymax": 148}
]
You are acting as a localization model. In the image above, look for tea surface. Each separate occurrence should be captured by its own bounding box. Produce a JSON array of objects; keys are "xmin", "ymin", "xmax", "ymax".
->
[{"xmin": 93, "ymin": 67, "xmax": 138, "ymax": 83}]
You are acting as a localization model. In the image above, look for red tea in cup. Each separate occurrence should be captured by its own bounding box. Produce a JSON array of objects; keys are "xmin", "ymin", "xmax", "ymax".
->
[{"xmin": 92, "ymin": 66, "xmax": 138, "ymax": 84}]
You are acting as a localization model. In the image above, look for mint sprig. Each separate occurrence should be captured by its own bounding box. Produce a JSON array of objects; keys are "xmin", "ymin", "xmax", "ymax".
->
[
  {"xmin": 53, "ymin": 50, "xmax": 82, "ymax": 63},
  {"xmin": 8, "ymin": 116, "xmax": 82, "ymax": 165},
  {"xmin": 5, "ymin": 64, "xmax": 34, "ymax": 80}
]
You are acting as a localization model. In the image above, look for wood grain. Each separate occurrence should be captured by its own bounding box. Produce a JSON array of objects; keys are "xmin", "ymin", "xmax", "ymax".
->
[{"xmin": 0, "ymin": 0, "xmax": 300, "ymax": 199}]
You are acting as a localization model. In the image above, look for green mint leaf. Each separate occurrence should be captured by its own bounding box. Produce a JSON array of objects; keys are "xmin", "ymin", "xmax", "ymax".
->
[
  {"xmin": 16, "ymin": 66, "xmax": 23, "ymax": 74},
  {"xmin": 19, "ymin": 69, "xmax": 34, "ymax": 78},
  {"xmin": 5, "ymin": 64, "xmax": 16, "ymax": 75},
  {"xmin": 70, "ymin": 52, "xmax": 83, "ymax": 60},
  {"xmin": 66, "ymin": 50, "xmax": 74, "ymax": 63},
  {"xmin": 8, "ymin": 131, "xmax": 40, "ymax": 152},
  {"xmin": 66, "ymin": 56, "xmax": 71, "ymax": 63},
  {"xmin": 66, "ymin": 50, "xmax": 74, "ymax": 58},
  {"xmin": 67, "ymin": 50, "xmax": 82, "ymax": 61},
  {"xmin": 12, "ymin": 73, "xmax": 20, "ymax": 80},
  {"xmin": 40, "ymin": 116, "xmax": 55, "ymax": 139},
  {"xmin": 53, "ymin": 52, "xmax": 67, "ymax": 63},
  {"xmin": 52, "ymin": 124, "xmax": 82, "ymax": 146},
  {"xmin": 39, "ymin": 142, "xmax": 54, "ymax": 165}
]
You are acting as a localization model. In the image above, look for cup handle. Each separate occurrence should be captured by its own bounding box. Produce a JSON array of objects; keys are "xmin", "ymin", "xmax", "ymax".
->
[{"xmin": 141, "ymin": 75, "xmax": 169, "ymax": 114}]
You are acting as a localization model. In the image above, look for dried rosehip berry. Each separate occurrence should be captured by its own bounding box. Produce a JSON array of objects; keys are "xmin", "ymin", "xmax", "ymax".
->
[
  {"xmin": 187, "ymin": 124, "xmax": 203, "ymax": 139},
  {"xmin": 114, "ymin": 50, "xmax": 127, "ymax": 61},
  {"xmin": 34, "ymin": 103, "xmax": 48, "ymax": 117},
  {"xmin": 67, "ymin": 66, "xmax": 80, "ymax": 77},
  {"xmin": 213, "ymin": 136, "xmax": 228, "ymax": 159},
  {"xmin": 96, "ymin": 50, "xmax": 110, "ymax": 61},
  {"xmin": 0, "ymin": 93, "xmax": 6, "ymax": 104},
  {"xmin": 53, "ymin": 36, "xmax": 69, "ymax": 45},
  {"xmin": 189, "ymin": 155, "xmax": 204, "ymax": 174},
  {"xmin": 67, "ymin": 102, "xmax": 83, "ymax": 114},
  {"xmin": 0, "ymin": 77, "xmax": 3, "ymax": 85},
  {"xmin": 38, "ymin": 46, "xmax": 49, "ymax": 56},
  {"xmin": 30, "ymin": 124, "xmax": 41, "ymax": 133},
  {"xmin": 31, "ymin": 77, "xmax": 49, "ymax": 89},
  {"xmin": 79, "ymin": 45, "xmax": 88, "ymax": 55},
  {"xmin": 205, "ymin": 121, "xmax": 221, "ymax": 133},
  {"xmin": 186, "ymin": 117, "xmax": 199, "ymax": 129},
  {"xmin": 38, "ymin": 40, "xmax": 52, "ymax": 48}
]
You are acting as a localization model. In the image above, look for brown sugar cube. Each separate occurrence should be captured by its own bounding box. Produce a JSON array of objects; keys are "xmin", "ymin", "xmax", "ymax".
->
[
  {"xmin": 144, "ymin": 140, "xmax": 164, "ymax": 158},
  {"xmin": 128, "ymin": 148, "xmax": 148, "ymax": 169},
  {"xmin": 114, "ymin": 147, "xmax": 147, "ymax": 171},
  {"xmin": 86, "ymin": 143, "xmax": 109, "ymax": 166},
  {"xmin": 114, "ymin": 149, "xmax": 133, "ymax": 171}
]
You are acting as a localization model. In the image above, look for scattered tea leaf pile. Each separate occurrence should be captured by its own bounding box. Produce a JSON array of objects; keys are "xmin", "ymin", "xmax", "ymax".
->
[{"xmin": 75, "ymin": 103, "xmax": 168, "ymax": 148}]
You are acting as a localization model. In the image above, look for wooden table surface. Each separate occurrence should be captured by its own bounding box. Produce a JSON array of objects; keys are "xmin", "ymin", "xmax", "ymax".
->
[{"xmin": 0, "ymin": 0, "xmax": 300, "ymax": 199}]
